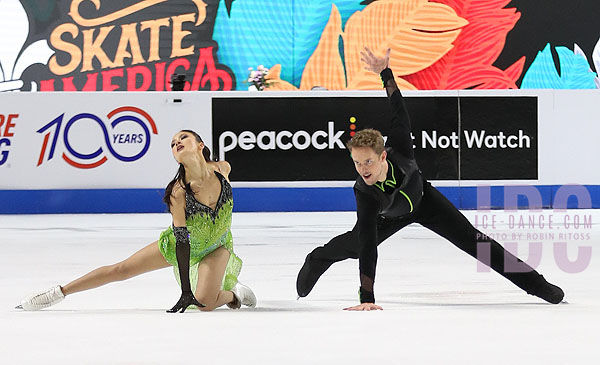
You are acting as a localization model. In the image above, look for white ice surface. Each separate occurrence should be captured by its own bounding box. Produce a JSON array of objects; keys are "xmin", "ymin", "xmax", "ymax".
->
[{"xmin": 1, "ymin": 210, "xmax": 599, "ymax": 364}]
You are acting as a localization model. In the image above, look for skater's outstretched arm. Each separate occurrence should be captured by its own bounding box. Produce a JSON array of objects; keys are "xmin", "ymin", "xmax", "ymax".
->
[
  {"xmin": 343, "ymin": 190, "xmax": 383, "ymax": 311},
  {"xmin": 360, "ymin": 47, "xmax": 414, "ymax": 159},
  {"xmin": 166, "ymin": 184, "xmax": 204, "ymax": 313}
]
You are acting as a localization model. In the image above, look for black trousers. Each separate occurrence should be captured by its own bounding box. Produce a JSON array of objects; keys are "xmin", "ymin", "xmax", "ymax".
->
[{"xmin": 310, "ymin": 181, "xmax": 544, "ymax": 293}]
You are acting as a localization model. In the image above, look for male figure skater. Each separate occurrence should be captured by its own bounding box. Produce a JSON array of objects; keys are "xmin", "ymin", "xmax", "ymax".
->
[{"xmin": 297, "ymin": 47, "xmax": 564, "ymax": 310}]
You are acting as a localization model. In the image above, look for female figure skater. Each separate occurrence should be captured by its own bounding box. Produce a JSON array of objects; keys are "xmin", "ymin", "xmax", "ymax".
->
[
  {"xmin": 18, "ymin": 130, "xmax": 256, "ymax": 312},
  {"xmin": 297, "ymin": 48, "xmax": 564, "ymax": 310}
]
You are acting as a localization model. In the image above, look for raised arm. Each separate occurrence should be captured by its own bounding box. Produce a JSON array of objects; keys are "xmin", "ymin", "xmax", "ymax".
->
[
  {"xmin": 360, "ymin": 47, "xmax": 415, "ymax": 159},
  {"xmin": 166, "ymin": 184, "xmax": 204, "ymax": 313}
]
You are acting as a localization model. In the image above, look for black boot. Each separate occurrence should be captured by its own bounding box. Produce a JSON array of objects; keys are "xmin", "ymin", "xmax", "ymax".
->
[
  {"xmin": 296, "ymin": 253, "xmax": 333, "ymax": 298},
  {"xmin": 528, "ymin": 276, "xmax": 565, "ymax": 304}
]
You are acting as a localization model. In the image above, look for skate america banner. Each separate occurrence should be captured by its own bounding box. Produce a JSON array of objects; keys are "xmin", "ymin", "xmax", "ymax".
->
[
  {"xmin": 0, "ymin": 92, "xmax": 212, "ymax": 190},
  {"xmin": 212, "ymin": 96, "xmax": 538, "ymax": 182},
  {"xmin": 1, "ymin": 0, "xmax": 600, "ymax": 93},
  {"xmin": 1, "ymin": 0, "xmax": 233, "ymax": 92}
]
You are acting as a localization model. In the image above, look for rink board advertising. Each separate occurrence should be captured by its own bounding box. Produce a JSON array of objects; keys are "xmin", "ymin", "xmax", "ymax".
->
[{"xmin": 212, "ymin": 96, "xmax": 538, "ymax": 182}]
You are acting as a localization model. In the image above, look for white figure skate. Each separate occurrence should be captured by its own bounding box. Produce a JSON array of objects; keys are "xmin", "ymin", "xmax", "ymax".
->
[
  {"xmin": 16, "ymin": 285, "xmax": 65, "ymax": 311},
  {"xmin": 227, "ymin": 281, "xmax": 256, "ymax": 309}
]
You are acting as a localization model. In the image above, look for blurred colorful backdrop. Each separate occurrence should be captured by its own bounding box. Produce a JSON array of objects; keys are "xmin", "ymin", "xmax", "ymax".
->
[{"xmin": 1, "ymin": 0, "xmax": 598, "ymax": 92}]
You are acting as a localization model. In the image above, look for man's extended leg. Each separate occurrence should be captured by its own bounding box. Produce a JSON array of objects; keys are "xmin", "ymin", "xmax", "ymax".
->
[
  {"xmin": 297, "ymin": 215, "xmax": 412, "ymax": 297},
  {"xmin": 414, "ymin": 182, "xmax": 564, "ymax": 304},
  {"xmin": 297, "ymin": 229, "xmax": 359, "ymax": 297}
]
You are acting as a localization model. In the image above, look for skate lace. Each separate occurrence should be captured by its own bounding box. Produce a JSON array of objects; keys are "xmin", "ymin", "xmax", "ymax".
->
[{"xmin": 29, "ymin": 288, "xmax": 58, "ymax": 306}]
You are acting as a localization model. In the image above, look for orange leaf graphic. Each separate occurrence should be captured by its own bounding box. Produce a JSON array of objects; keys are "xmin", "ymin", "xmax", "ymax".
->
[
  {"xmin": 343, "ymin": 0, "xmax": 467, "ymax": 88},
  {"xmin": 265, "ymin": 64, "xmax": 298, "ymax": 91},
  {"xmin": 299, "ymin": 5, "xmax": 346, "ymax": 90}
]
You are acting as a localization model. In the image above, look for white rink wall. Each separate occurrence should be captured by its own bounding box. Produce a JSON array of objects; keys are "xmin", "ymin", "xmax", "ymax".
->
[{"xmin": 1, "ymin": 89, "xmax": 599, "ymax": 213}]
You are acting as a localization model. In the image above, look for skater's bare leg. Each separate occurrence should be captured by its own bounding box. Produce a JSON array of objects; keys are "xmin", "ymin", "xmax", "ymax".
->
[
  {"xmin": 193, "ymin": 247, "xmax": 234, "ymax": 311},
  {"xmin": 61, "ymin": 240, "xmax": 169, "ymax": 296}
]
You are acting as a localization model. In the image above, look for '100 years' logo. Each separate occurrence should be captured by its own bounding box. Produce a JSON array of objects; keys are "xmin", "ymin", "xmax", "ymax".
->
[{"xmin": 37, "ymin": 106, "xmax": 157, "ymax": 169}]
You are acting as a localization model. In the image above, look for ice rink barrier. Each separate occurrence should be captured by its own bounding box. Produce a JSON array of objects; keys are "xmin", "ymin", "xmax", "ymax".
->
[{"xmin": 1, "ymin": 89, "xmax": 599, "ymax": 213}]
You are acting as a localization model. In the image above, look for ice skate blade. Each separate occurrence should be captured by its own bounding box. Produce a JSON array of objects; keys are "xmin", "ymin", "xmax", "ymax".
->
[{"xmin": 15, "ymin": 305, "xmax": 23, "ymax": 310}]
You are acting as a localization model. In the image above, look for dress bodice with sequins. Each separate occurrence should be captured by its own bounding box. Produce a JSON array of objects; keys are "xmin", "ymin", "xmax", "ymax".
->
[
  {"xmin": 184, "ymin": 170, "xmax": 233, "ymax": 221},
  {"xmin": 167, "ymin": 170, "xmax": 235, "ymax": 260},
  {"xmin": 158, "ymin": 170, "xmax": 241, "ymax": 288}
]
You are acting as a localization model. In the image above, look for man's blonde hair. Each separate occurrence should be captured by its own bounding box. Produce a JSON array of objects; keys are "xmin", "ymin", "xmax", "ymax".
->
[{"xmin": 346, "ymin": 129, "xmax": 385, "ymax": 154}]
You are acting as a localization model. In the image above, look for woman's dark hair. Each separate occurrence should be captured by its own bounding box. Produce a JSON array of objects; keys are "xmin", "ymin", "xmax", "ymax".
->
[{"xmin": 163, "ymin": 130, "xmax": 217, "ymax": 207}]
